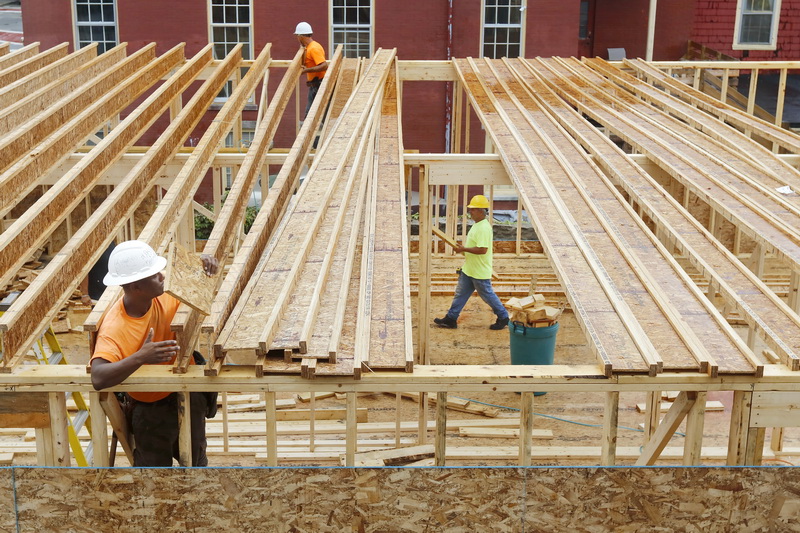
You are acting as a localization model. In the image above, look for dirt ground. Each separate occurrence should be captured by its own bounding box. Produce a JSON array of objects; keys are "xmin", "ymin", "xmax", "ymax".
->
[{"xmin": 35, "ymin": 291, "xmax": 800, "ymax": 469}]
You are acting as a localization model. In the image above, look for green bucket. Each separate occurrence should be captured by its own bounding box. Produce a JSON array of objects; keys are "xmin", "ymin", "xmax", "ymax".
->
[{"xmin": 509, "ymin": 321, "xmax": 559, "ymax": 396}]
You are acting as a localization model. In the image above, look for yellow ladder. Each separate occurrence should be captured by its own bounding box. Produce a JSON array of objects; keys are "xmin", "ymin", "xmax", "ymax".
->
[
  {"xmin": 1, "ymin": 292, "xmax": 93, "ymax": 466},
  {"xmin": 30, "ymin": 327, "xmax": 93, "ymax": 467}
]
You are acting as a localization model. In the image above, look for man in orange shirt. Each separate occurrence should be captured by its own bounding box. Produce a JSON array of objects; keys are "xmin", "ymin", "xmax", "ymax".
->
[
  {"xmin": 295, "ymin": 21, "xmax": 328, "ymax": 117},
  {"xmin": 90, "ymin": 240, "xmax": 218, "ymax": 466}
]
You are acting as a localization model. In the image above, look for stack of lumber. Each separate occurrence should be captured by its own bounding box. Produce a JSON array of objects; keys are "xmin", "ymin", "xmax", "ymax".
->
[
  {"xmin": 504, "ymin": 294, "xmax": 562, "ymax": 327},
  {"xmin": 214, "ymin": 49, "xmax": 412, "ymax": 379}
]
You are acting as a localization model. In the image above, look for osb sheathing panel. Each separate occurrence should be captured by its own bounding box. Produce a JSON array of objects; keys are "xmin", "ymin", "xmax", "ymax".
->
[
  {"xmin": 7, "ymin": 467, "xmax": 800, "ymax": 531},
  {"xmin": 0, "ymin": 469, "xmax": 14, "ymax": 533}
]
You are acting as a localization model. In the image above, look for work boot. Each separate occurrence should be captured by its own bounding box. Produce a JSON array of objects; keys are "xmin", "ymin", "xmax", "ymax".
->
[
  {"xmin": 434, "ymin": 316, "xmax": 457, "ymax": 329},
  {"xmin": 489, "ymin": 317, "xmax": 509, "ymax": 330}
]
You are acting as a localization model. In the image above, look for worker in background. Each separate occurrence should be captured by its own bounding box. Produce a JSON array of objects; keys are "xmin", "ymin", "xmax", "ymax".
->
[
  {"xmin": 434, "ymin": 195, "xmax": 509, "ymax": 330},
  {"xmin": 90, "ymin": 240, "xmax": 219, "ymax": 467},
  {"xmin": 295, "ymin": 21, "xmax": 328, "ymax": 118}
]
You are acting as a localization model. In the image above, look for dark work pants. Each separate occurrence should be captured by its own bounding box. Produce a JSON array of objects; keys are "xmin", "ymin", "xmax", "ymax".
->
[
  {"xmin": 305, "ymin": 77, "xmax": 321, "ymax": 117},
  {"xmin": 131, "ymin": 392, "xmax": 208, "ymax": 467}
]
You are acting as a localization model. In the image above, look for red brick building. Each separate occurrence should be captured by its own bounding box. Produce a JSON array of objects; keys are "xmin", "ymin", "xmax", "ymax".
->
[{"xmin": 20, "ymin": 0, "xmax": 800, "ymax": 156}]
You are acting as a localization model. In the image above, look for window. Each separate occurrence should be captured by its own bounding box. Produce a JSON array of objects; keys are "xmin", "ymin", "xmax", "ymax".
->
[
  {"xmin": 482, "ymin": 0, "xmax": 524, "ymax": 59},
  {"xmin": 210, "ymin": 0, "xmax": 252, "ymax": 60},
  {"xmin": 210, "ymin": 0, "xmax": 253, "ymax": 100},
  {"xmin": 74, "ymin": 0, "xmax": 117, "ymax": 54},
  {"xmin": 331, "ymin": 0, "xmax": 372, "ymax": 58},
  {"xmin": 733, "ymin": 0, "xmax": 782, "ymax": 50}
]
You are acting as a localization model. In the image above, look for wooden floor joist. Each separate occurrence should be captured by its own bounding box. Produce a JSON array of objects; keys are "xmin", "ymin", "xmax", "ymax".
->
[
  {"xmin": 0, "ymin": 45, "xmax": 213, "ymax": 369},
  {"xmin": 512, "ymin": 59, "xmax": 800, "ymax": 372},
  {"xmin": 531, "ymin": 58, "xmax": 800, "ymax": 275},
  {"xmin": 202, "ymin": 49, "xmax": 343, "ymax": 374}
]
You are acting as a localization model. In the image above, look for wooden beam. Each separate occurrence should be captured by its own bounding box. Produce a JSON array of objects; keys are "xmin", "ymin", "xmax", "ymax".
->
[
  {"xmin": 0, "ymin": 45, "xmax": 211, "ymax": 368},
  {"xmin": 72, "ymin": 48, "xmax": 234, "ymax": 339},
  {"xmin": 98, "ymin": 391, "xmax": 134, "ymax": 464},
  {"xmin": 435, "ymin": 391, "xmax": 447, "ymax": 466},
  {"xmin": 0, "ymin": 44, "xmax": 120, "ymax": 138},
  {"xmin": 0, "ymin": 44, "xmax": 155, "ymax": 193},
  {"xmin": 88, "ymin": 392, "xmax": 109, "ymax": 467},
  {"xmin": 635, "ymin": 391, "xmax": 697, "ymax": 466},
  {"xmin": 601, "ymin": 391, "xmax": 619, "ymax": 465},
  {"xmin": 683, "ymin": 390, "xmax": 706, "ymax": 465},
  {"xmin": 47, "ymin": 391, "xmax": 70, "ymax": 467},
  {"xmin": 177, "ymin": 391, "xmax": 191, "ymax": 466},
  {"xmin": 0, "ymin": 42, "xmax": 39, "ymax": 72},
  {"xmin": 202, "ymin": 49, "xmax": 340, "ymax": 371},
  {"xmin": 518, "ymin": 391, "xmax": 534, "ymax": 466},
  {"xmin": 0, "ymin": 42, "xmax": 68, "ymax": 88}
]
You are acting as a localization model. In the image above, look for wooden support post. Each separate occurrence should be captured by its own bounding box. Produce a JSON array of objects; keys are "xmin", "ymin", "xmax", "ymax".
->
[
  {"xmin": 749, "ymin": 242, "xmax": 765, "ymax": 279},
  {"xmin": 644, "ymin": 390, "xmax": 661, "ymax": 440},
  {"xmin": 601, "ymin": 391, "xmax": 619, "ymax": 466},
  {"xmin": 346, "ymin": 392, "xmax": 356, "ymax": 467},
  {"xmin": 395, "ymin": 393, "xmax": 402, "ymax": 448},
  {"xmin": 774, "ymin": 68, "xmax": 788, "ymax": 134},
  {"xmin": 683, "ymin": 391, "xmax": 706, "ymax": 466},
  {"xmin": 746, "ymin": 427, "xmax": 766, "ymax": 465},
  {"xmin": 89, "ymin": 391, "xmax": 109, "ymax": 467},
  {"xmin": 35, "ymin": 427, "xmax": 54, "ymax": 466},
  {"xmin": 265, "ymin": 391, "xmax": 277, "ymax": 466},
  {"xmin": 789, "ymin": 270, "xmax": 800, "ymax": 313},
  {"xmin": 519, "ymin": 392, "xmax": 534, "ymax": 466},
  {"xmin": 418, "ymin": 392, "xmax": 428, "ymax": 445},
  {"xmin": 733, "ymin": 226, "xmax": 742, "ymax": 256},
  {"xmin": 48, "ymin": 392, "xmax": 70, "ymax": 467},
  {"xmin": 435, "ymin": 392, "xmax": 447, "ymax": 467},
  {"xmin": 177, "ymin": 391, "xmax": 191, "ymax": 466},
  {"xmin": 727, "ymin": 390, "xmax": 752, "ymax": 466},
  {"xmin": 221, "ymin": 392, "xmax": 229, "ymax": 453},
  {"xmin": 309, "ymin": 392, "xmax": 316, "ymax": 452},
  {"xmin": 771, "ymin": 426, "xmax": 784, "ymax": 453},
  {"xmin": 635, "ymin": 391, "xmax": 697, "ymax": 466},
  {"xmin": 417, "ymin": 166, "xmax": 431, "ymax": 365},
  {"xmin": 98, "ymin": 392, "xmax": 134, "ymax": 464}
]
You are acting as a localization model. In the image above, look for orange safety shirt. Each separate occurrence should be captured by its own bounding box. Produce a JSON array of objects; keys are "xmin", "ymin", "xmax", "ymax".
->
[
  {"xmin": 91, "ymin": 293, "xmax": 186, "ymax": 403},
  {"xmin": 304, "ymin": 40, "xmax": 326, "ymax": 82}
]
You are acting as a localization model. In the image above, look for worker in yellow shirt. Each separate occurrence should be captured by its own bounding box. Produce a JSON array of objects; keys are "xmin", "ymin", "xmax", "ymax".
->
[
  {"xmin": 435, "ymin": 195, "xmax": 509, "ymax": 330},
  {"xmin": 295, "ymin": 21, "xmax": 328, "ymax": 117}
]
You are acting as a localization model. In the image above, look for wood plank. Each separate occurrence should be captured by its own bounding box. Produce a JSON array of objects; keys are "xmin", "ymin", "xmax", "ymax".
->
[
  {"xmin": 202, "ymin": 49, "xmax": 341, "ymax": 372},
  {"xmin": 0, "ymin": 42, "xmax": 68, "ymax": 88},
  {"xmin": 636, "ymin": 400, "xmax": 724, "ymax": 413},
  {"xmin": 164, "ymin": 242, "xmax": 215, "ymax": 315},
  {"xmin": 0, "ymin": 44, "xmax": 126, "ymax": 149},
  {"xmin": 635, "ymin": 391, "xmax": 697, "ymax": 466},
  {"xmin": 455, "ymin": 57, "xmax": 647, "ymax": 376},
  {"xmin": 0, "ymin": 392, "xmax": 49, "ymax": 428},
  {"xmin": 0, "ymin": 43, "xmax": 98, "ymax": 110},
  {"xmin": 216, "ymin": 50, "xmax": 395, "ymax": 369},
  {"xmin": 0, "ymin": 42, "xmax": 38, "ymax": 72},
  {"xmin": 0, "ymin": 44, "xmax": 156, "ymax": 203}
]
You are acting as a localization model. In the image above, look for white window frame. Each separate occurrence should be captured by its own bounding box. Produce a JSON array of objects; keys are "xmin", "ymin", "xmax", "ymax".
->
[
  {"xmin": 208, "ymin": 0, "xmax": 254, "ymax": 60},
  {"xmin": 330, "ymin": 0, "xmax": 374, "ymax": 58},
  {"xmin": 73, "ymin": 0, "xmax": 118, "ymax": 54},
  {"xmin": 208, "ymin": 0, "xmax": 254, "ymax": 102},
  {"xmin": 480, "ymin": 0, "xmax": 526, "ymax": 59},
  {"xmin": 732, "ymin": 0, "xmax": 782, "ymax": 50}
]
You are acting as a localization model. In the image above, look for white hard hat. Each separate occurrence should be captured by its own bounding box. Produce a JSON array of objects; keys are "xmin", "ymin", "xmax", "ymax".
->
[
  {"xmin": 103, "ymin": 241, "xmax": 167, "ymax": 286},
  {"xmin": 295, "ymin": 21, "xmax": 313, "ymax": 35}
]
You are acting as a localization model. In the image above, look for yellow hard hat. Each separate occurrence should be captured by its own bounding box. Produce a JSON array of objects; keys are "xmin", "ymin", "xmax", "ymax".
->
[{"xmin": 467, "ymin": 194, "xmax": 489, "ymax": 209}]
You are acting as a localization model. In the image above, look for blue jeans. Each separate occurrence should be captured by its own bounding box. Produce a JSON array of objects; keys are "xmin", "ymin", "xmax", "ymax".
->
[{"xmin": 445, "ymin": 271, "xmax": 508, "ymax": 321}]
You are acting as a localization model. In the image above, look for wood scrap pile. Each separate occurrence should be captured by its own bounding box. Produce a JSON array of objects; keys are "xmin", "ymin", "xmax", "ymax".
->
[{"xmin": 504, "ymin": 294, "xmax": 562, "ymax": 327}]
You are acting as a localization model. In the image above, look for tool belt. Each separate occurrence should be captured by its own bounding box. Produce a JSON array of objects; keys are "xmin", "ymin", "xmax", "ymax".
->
[{"xmin": 306, "ymin": 77, "xmax": 322, "ymax": 88}]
